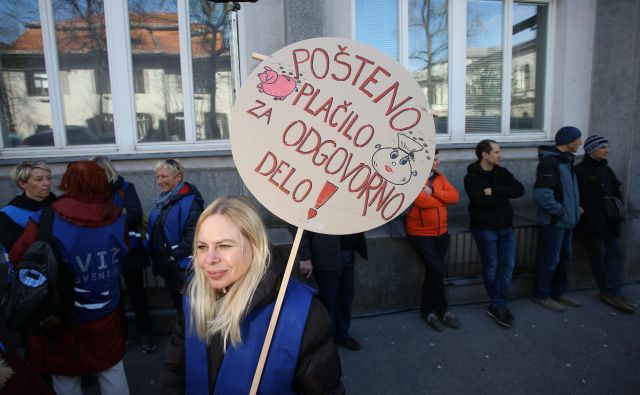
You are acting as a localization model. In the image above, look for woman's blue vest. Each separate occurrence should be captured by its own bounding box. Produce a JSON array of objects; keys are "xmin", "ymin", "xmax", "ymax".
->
[
  {"xmin": 184, "ymin": 280, "xmax": 314, "ymax": 395},
  {"xmin": 0, "ymin": 205, "xmax": 34, "ymax": 229},
  {"xmin": 0, "ymin": 206, "xmax": 35, "ymax": 262},
  {"xmin": 32, "ymin": 210, "xmax": 127, "ymax": 323},
  {"xmin": 147, "ymin": 194, "xmax": 196, "ymax": 270}
]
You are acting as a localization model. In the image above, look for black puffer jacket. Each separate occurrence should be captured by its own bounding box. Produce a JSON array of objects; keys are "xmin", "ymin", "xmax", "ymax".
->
[
  {"xmin": 160, "ymin": 248, "xmax": 344, "ymax": 394},
  {"xmin": 575, "ymin": 156, "xmax": 623, "ymax": 236},
  {"xmin": 464, "ymin": 162, "xmax": 525, "ymax": 230}
]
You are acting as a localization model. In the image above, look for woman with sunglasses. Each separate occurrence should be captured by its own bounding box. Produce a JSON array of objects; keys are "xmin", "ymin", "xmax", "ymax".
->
[
  {"xmin": 10, "ymin": 160, "xmax": 130, "ymax": 394},
  {"xmin": 148, "ymin": 159, "xmax": 204, "ymax": 310},
  {"xmin": 0, "ymin": 161, "xmax": 56, "ymax": 260},
  {"xmin": 0, "ymin": 162, "xmax": 56, "ymax": 395}
]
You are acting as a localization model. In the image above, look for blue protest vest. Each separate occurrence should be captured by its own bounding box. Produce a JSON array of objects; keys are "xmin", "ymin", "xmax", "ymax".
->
[
  {"xmin": 0, "ymin": 205, "xmax": 34, "ymax": 229},
  {"xmin": 32, "ymin": 209, "xmax": 127, "ymax": 323},
  {"xmin": 0, "ymin": 206, "xmax": 36, "ymax": 263},
  {"xmin": 147, "ymin": 194, "xmax": 196, "ymax": 269},
  {"xmin": 184, "ymin": 279, "xmax": 314, "ymax": 395}
]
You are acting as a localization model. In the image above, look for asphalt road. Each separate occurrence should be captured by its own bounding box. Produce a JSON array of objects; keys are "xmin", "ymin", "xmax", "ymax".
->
[{"xmin": 92, "ymin": 283, "xmax": 640, "ymax": 394}]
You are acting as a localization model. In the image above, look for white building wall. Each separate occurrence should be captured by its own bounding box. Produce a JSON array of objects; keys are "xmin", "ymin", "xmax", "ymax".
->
[{"xmin": 549, "ymin": 0, "xmax": 596, "ymax": 137}]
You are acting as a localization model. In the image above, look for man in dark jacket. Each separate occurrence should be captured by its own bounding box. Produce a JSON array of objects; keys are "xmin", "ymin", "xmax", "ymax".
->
[
  {"xmin": 575, "ymin": 135, "xmax": 633, "ymax": 313},
  {"xmin": 464, "ymin": 140, "xmax": 524, "ymax": 327},
  {"xmin": 532, "ymin": 126, "xmax": 582, "ymax": 312},
  {"xmin": 290, "ymin": 228, "xmax": 367, "ymax": 350}
]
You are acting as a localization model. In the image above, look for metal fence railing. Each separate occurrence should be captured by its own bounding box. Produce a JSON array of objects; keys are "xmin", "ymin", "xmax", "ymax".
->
[{"xmin": 444, "ymin": 224, "xmax": 539, "ymax": 281}]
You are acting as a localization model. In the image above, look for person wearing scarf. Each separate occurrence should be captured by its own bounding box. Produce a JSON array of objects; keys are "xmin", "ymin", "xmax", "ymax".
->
[{"xmin": 147, "ymin": 159, "xmax": 204, "ymax": 310}]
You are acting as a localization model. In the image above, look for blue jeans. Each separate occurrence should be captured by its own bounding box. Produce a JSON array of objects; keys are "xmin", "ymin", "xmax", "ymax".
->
[
  {"xmin": 472, "ymin": 228, "xmax": 516, "ymax": 309},
  {"xmin": 408, "ymin": 234, "xmax": 450, "ymax": 317},
  {"xmin": 313, "ymin": 250, "xmax": 355, "ymax": 343},
  {"xmin": 533, "ymin": 225, "xmax": 573, "ymax": 299},
  {"xmin": 584, "ymin": 232, "xmax": 624, "ymax": 295}
]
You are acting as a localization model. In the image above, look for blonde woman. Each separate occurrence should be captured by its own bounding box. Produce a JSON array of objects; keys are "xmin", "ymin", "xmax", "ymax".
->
[
  {"xmin": 0, "ymin": 160, "xmax": 55, "ymax": 257},
  {"xmin": 161, "ymin": 197, "xmax": 343, "ymax": 394},
  {"xmin": 148, "ymin": 159, "xmax": 204, "ymax": 309}
]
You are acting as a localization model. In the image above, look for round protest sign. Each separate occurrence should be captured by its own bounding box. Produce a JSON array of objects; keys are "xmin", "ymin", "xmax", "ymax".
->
[{"xmin": 230, "ymin": 37, "xmax": 435, "ymax": 234}]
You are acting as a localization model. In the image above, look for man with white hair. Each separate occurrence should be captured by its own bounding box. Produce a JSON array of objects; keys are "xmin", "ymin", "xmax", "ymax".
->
[{"xmin": 574, "ymin": 135, "xmax": 634, "ymax": 313}]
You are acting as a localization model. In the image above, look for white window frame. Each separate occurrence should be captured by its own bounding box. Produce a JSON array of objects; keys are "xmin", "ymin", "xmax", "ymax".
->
[
  {"xmin": 353, "ymin": 0, "xmax": 555, "ymax": 144},
  {"xmin": 0, "ymin": 0, "xmax": 242, "ymax": 157}
]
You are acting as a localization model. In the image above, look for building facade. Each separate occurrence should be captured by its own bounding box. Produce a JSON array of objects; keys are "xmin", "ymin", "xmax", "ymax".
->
[{"xmin": 1, "ymin": 0, "xmax": 638, "ymax": 312}]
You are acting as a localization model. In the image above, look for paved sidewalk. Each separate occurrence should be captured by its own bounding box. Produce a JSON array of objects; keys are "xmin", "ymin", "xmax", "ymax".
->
[{"xmin": 109, "ymin": 284, "xmax": 640, "ymax": 394}]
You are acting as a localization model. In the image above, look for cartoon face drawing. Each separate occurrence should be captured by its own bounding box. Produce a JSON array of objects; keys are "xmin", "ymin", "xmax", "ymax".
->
[
  {"xmin": 371, "ymin": 134, "xmax": 424, "ymax": 185},
  {"xmin": 256, "ymin": 66, "xmax": 298, "ymax": 100}
]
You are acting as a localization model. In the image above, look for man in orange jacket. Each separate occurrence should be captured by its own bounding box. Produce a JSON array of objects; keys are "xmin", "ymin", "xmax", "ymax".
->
[{"xmin": 405, "ymin": 149, "xmax": 460, "ymax": 332}]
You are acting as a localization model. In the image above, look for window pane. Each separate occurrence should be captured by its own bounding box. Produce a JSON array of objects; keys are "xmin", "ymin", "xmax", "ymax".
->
[
  {"xmin": 356, "ymin": 0, "xmax": 399, "ymax": 60},
  {"xmin": 53, "ymin": 0, "xmax": 114, "ymax": 145},
  {"xmin": 511, "ymin": 2, "xmax": 547, "ymax": 131},
  {"xmin": 129, "ymin": 1, "xmax": 185, "ymax": 143},
  {"xmin": 466, "ymin": 0, "xmax": 503, "ymax": 134},
  {"xmin": 408, "ymin": 0, "xmax": 449, "ymax": 134},
  {"xmin": 189, "ymin": 1, "xmax": 232, "ymax": 141},
  {"xmin": 0, "ymin": 1, "xmax": 54, "ymax": 147}
]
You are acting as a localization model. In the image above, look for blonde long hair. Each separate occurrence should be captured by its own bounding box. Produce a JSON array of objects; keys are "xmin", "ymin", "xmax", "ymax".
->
[{"xmin": 187, "ymin": 196, "xmax": 270, "ymax": 350}]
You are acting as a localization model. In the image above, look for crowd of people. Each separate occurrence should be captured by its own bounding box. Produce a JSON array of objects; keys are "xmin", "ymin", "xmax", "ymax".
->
[
  {"xmin": 0, "ymin": 125, "xmax": 634, "ymax": 394},
  {"xmin": 406, "ymin": 126, "xmax": 633, "ymax": 335}
]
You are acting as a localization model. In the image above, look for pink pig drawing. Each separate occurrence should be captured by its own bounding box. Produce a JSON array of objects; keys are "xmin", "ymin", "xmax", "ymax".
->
[{"xmin": 256, "ymin": 66, "xmax": 297, "ymax": 100}]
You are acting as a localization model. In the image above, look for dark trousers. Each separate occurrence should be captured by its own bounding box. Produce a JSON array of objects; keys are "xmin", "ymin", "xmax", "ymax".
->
[
  {"xmin": 584, "ymin": 232, "xmax": 624, "ymax": 295},
  {"xmin": 533, "ymin": 225, "xmax": 573, "ymax": 299},
  {"xmin": 122, "ymin": 269, "xmax": 152, "ymax": 336},
  {"xmin": 160, "ymin": 268, "xmax": 186, "ymax": 310},
  {"xmin": 313, "ymin": 250, "xmax": 355, "ymax": 343},
  {"xmin": 409, "ymin": 234, "xmax": 450, "ymax": 317}
]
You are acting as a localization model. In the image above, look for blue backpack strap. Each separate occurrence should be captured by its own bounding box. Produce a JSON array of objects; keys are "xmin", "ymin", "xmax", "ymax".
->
[
  {"xmin": 184, "ymin": 297, "xmax": 210, "ymax": 395},
  {"xmin": 215, "ymin": 280, "xmax": 314, "ymax": 395},
  {"xmin": 0, "ymin": 205, "xmax": 35, "ymax": 229},
  {"xmin": 184, "ymin": 280, "xmax": 314, "ymax": 395}
]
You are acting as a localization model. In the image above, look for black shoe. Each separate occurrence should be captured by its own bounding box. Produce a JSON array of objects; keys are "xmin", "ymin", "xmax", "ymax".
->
[
  {"xmin": 141, "ymin": 334, "xmax": 156, "ymax": 354},
  {"xmin": 504, "ymin": 307, "xmax": 515, "ymax": 322},
  {"xmin": 338, "ymin": 337, "xmax": 361, "ymax": 351},
  {"xmin": 423, "ymin": 313, "xmax": 444, "ymax": 332},
  {"xmin": 441, "ymin": 312, "xmax": 460, "ymax": 329},
  {"xmin": 486, "ymin": 306, "xmax": 512, "ymax": 328}
]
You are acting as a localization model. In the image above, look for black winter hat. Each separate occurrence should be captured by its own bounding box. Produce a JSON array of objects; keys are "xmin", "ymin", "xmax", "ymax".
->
[{"xmin": 554, "ymin": 126, "xmax": 582, "ymax": 146}]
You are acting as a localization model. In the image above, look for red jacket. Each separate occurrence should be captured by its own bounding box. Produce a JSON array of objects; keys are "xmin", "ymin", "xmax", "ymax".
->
[{"xmin": 406, "ymin": 173, "xmax": 459, "ymax": 236}]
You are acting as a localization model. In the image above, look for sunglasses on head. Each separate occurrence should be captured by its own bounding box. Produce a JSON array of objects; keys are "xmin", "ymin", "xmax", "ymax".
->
[{"xmin": 18, "ymin": 160, "xmax": 47, "ymax": 169}]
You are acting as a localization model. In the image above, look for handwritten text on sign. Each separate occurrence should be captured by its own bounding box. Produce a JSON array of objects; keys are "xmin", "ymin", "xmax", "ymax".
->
[{"xmin": 230, "ymin": 38, "xmax": 435, "ymax": 235}]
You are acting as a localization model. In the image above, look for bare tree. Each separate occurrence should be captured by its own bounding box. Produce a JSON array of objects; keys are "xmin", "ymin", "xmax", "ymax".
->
[
  {"xmin": 189, "ymin": 0, "xmax": 231, "ymax": 140},
  {"xmin": 409, "ymin": 0, "xmax": 448, "ymax": 107},
  {"xmin": 0, "ymin": 1, "xmax": 42, "ymax": 145},
  {"xmin": 51, "ymin": 0, "xmax": 115, "ymax": 141}
]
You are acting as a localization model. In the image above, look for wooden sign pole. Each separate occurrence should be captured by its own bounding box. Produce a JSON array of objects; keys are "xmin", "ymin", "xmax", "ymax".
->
[{"xmin": 249, "ymin": 226, "xmax": 304, "ymax": 395}]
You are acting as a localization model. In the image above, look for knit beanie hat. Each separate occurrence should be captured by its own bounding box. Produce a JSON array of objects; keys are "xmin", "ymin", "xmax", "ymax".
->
[
  {"xmin": 583, "ymin": 135, "xmax": 609, "ymax": 155},
  {"xmin": 554, "ymin": 126, "xmax": 582, "ymax": 146}
]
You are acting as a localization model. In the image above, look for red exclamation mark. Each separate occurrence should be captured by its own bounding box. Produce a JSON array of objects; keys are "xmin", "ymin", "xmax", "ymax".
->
[{"xmin": 307, "ymin": 181, "xmax": 338, "ymax": 219}]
